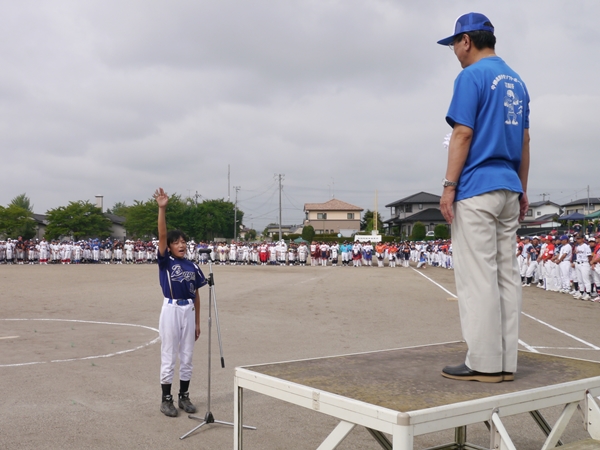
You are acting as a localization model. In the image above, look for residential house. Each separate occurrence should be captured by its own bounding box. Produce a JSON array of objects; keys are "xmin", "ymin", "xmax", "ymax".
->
[
  {"xmin": 105, "ymin": 213, "xmax": 126, "ymax": 240},
  {"xmin": 32, "ymin": 214, "xmax": 48, "ymax": 239},
  {"xmin": 384, "ymin": 191, "xmax": 445, "ymax": 237},
  {"xmin": 263, "ymin": 223, "xmax": 303, "ymax": 239},
  {"xmin": 28, "ymin": 213, "xmax": 126, "ymax": 240},
  {"xmin": 519, "ymin": 200, "xmax": 562, "ymax": 230},
  {"xmin": 303, "ymin": 199, "xmax": 363, "ymax": 237},
  {"xmin": 561, "ymin": 198, "xmax": 600, "ymax": 216}
]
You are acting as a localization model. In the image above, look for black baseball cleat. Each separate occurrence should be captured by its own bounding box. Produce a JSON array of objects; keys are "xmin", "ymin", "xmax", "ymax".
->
[
  {"xmin": 441, "ymin": 363, "xmax": 504, "ymax": 383},
  {"xmin": 178, "ymin": 392, "xmax": 197, "ymax": 414},
  {"xmin": 160, "ymin": 394, "xmax": 178, "ymax": 417}
]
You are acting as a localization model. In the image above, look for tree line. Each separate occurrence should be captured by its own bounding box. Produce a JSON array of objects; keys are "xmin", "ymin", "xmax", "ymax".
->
[{"xmin": 0, "ymin": 193, "xmax": 244, "ymax": 241}]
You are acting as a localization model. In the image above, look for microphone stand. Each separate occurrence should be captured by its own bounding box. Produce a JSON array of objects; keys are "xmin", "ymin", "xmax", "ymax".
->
[{"xmin": 180, "ymin": 253, "xmax": 256, "ymax": 440}]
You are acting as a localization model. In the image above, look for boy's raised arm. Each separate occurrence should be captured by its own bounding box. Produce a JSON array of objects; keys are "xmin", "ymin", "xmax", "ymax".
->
[{"xmin": 153, "ymin": 188, "xmax": 168, "ymax": 256}]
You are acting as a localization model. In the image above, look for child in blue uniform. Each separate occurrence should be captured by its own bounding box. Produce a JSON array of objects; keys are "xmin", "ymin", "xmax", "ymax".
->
[{"xmin": 154, "ymin": 187, "xmax": 207, "ymax": 417}]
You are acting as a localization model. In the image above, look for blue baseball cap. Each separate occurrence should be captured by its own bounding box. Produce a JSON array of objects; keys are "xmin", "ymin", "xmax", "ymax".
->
[{"xmin": 437, "ymin": 12, "xmax": 494, "ymax": 46}]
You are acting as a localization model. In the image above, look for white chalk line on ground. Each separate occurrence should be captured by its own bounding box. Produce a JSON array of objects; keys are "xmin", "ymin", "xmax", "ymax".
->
[
  {"xmin": 411, "ymin": 268, "xmax": 458, "ymax": 299},
  {"xmin": 520, "ymin": 312, "xmax": 600, "ymax": 350},
  {"xmin": 0, "ymin": 318, "xmax": 160, "ymax": 368},
  {"xmin": 0, "ymin": 336, "xmax": 20, "ymax": 340},
  {"xmin": 531, "ymin": 347, "xmax": 597, "ymax": 351},
  {"xmin": 411, "ymin": 268, "xmax": 599, "ymax": 354}
]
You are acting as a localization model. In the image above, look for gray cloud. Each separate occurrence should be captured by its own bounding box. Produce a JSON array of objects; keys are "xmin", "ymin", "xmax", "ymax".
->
[{"xmin": 1, "ymin": 0, "xmax": 599, "ymax": 231}]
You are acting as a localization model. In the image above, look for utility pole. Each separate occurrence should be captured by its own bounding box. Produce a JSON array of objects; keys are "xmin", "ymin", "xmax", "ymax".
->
[
  {"xmin": 587, "ymin": 185, "xmax": 590, "ymax": 213},
  {"xmin": 277, "ymin": 174, "xmax": 285, "ymax": 241},
  {"xmin": 233, "ymin": 186, "xmax": 240, "ymax": 241},
  {"xmin": 374, "ymin": 190, "xmax": 378, "ymax": 234},
  {"xmin": 228, "ymin": 165, "xmax": 231, "ymax": 202},
  {"xmin": 540, "ymin": 192, "xmax": 550, "ymax": 202}
]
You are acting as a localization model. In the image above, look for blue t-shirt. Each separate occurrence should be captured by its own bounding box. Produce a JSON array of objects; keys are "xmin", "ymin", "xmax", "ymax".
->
[
  {"xmin": 157, "ymin": 249, "xmax": 207, "ymax": 300},
  {"xmin": 446, "ymin": 56, "xmax": 530, "ymax": 202}
]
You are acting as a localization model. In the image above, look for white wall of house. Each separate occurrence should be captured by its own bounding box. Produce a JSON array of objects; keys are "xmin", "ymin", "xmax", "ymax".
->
[
  {"xmin": 392, "ymin": 202, "xmax": 439, "ymax": 219},
  {"xmin": 564, "ymin": 203, "xmax": 597, "ymax": 215},
  {"xmin": 308, "ymin": 211, "xmax": 358, "ymax": 220},
  {"xmin": 529, "ymin": 204, "xmax": 560, "ymax": 219}
]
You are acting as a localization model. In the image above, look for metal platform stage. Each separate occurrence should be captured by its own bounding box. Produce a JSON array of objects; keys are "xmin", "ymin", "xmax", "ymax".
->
[{"xmin": 233, "ymin": 341, "xmax": 600, "ymax": 449}]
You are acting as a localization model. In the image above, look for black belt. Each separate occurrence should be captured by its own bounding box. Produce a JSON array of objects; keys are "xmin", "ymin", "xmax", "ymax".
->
[{"xmin": 168, "ymin": 299, "xmax": 192, "ymax": 306}]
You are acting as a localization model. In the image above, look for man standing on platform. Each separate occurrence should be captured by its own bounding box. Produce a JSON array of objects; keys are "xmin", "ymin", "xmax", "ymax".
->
[{"xmin": 437, "ymin": 12, "xmax": 530, "ymax": 383}]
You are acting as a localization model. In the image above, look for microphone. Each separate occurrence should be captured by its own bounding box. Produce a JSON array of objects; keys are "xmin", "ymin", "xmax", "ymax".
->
[{"xmin": 197, "ymin": 248, "xmax": 212, "ymax": 254}]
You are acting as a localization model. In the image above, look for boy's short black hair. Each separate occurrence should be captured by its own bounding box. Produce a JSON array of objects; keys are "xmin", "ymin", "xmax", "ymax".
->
[{"xmin": 167, "ymin": 229, "xmax": 188, "ymax": 246}]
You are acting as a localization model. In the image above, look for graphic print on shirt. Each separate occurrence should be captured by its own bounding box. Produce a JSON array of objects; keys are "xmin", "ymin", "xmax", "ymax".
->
[
  {"xmin": 503, "ymin": 89, "xmax": 521, "ymax": 125},
  {"xmin": 491, "ymin": 74, "xmax": 525, "ymax": 127}
]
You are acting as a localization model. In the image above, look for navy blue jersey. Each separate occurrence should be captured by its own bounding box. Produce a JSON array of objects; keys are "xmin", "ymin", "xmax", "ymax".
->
[
  {"xmin": 158, "ymin": 249, "xmax": 207, "ymax": 299},
  {"xmin": 528, "ymin": 244, "xmax": 539, "ymax": 262}
]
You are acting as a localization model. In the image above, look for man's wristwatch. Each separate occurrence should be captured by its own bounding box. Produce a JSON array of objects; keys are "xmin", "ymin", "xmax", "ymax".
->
[{"xmin": 442, "ymin": 178, "xmax": 458, "ymax": 188}]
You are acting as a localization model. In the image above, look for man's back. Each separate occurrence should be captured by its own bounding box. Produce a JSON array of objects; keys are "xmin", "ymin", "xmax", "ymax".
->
[{"xmin": 447, "ymin": 56, "xmax": 529, "ymax": 201}]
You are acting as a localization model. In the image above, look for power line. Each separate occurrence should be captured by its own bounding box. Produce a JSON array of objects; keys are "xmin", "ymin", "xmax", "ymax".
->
[
  {"xmin": 282, "ymin": 189, "xmax": 302, "ymax": 211},
  {"xmin": 238, "ymin": 185, "xmax": 278, "ymax": 211}
]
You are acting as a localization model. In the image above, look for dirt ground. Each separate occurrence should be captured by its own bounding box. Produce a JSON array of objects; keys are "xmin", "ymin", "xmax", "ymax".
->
[{"xmin": 1, "ymin": 262, "xmax": 599, "ymax": 449}]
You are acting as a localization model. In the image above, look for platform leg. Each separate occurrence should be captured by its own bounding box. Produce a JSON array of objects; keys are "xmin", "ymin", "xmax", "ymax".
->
[
  {"xmin": 529, "ymin": 410, "xmax": 553, "ymax": 437},
  {"xmin": 316, "ymin": 421, "xmax": 356, "ymax": 450},
  {"xmin": 584, "ymin": 392, "xmax": 600, "ymax": 440},
  {"xmin": 540, "ymin": 401, "xmax": 578, "ymax": 450},
  {"xmin": 234, "ymin": 383, "xmax": 242, "ymax": 450},
  {"xmin": 392, "ymin": 425, "xmax": 413, "ymax": 450},
  {"xmin": 366, "ymin": 428, "xmax": 392, "ymax": 450},
  {"xmin": 490, "ymin": 411, "xmax": 516, "ymax": 450},
  {"xmin": 455, "ymin": 426, "xmax": 466, "ymax": 445}
]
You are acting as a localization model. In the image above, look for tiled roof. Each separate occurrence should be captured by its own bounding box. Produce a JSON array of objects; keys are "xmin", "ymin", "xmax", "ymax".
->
[
  {"xmin": 385, "ymin": 192, "xmax": 441, "ymax": 208},
  {"xmin": 561, "ymin": 198, "xmax": 600, "ymax": 207},
  {"xmin": 528, "ymin": 201, "xmax": 560, "ymax": 208},
  {"xmin": 104, "ymin": 213, "xmax": 126, "ymax": 224},
  {"xmin": 524, "ymin": 213, "xmax": 560, "ymax": 225},
  {"xmin": 304, "ymin": 199, "xmax": 363, "ymax": 211}
]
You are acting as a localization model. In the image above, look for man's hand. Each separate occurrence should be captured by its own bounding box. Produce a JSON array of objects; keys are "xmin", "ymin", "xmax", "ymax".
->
[
  {"xmin": 519, "ymin": 192, "xmax": 529, "ymax": 222},
  {"xmin": 440, "ymin": 187, "xmax": 456, "ymax": 224}
]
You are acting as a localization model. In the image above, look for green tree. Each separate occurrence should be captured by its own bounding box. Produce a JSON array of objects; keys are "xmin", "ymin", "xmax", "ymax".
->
[
  {"xmin": 195, "ymin": 199, "xmax": 239, "ymax": 240},
  {"xmin": 124, "ymin": 199, "xmax": 159, "ymax": 239},
  {"xmin": 244, "ymin": 229, "xmax": 257, "ymax": 241},
  {"xmin": 10, "ymin": 193, "xmax": 33, "ymax": 212},
  {"xmin": 0, "ymin": 204, "xmax": 37, "ymax": 239},
  {"xmin": 124, "ymin": 195, "xmax": 240, "ymax": 241},
  {"xmin": 45, "ymin": 201, "xmax": 113, "ymax": 240},
  {"xmin": 107, "ymin": 201, "xmax": 129, "ymax": 217},
  {"xmin": 434, "ymin": 224, "xmax": 450, "ymax": 239},
  {"xmin": 302, "ymin": 225, "xmax": 315, "ymax": 242},
  {"xmin": 262, "ymin": 226, "xmax": 270, "ymax": 239},
  {"xmin": 410, "ymin": 221, "xmax": 426, "ymax": 241},
  {"xmin": 360, "ymin": 210, "xmax": 383, "ymax": 232}
]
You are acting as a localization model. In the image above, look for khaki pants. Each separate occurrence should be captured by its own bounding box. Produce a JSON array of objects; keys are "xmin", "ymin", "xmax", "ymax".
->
[{"xmin": 452, "ymin": 190, "xmax": 522, "ymax": 373}]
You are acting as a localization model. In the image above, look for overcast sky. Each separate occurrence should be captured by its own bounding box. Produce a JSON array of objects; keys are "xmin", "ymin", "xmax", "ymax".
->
[{"xmin": 2, "ymin": 1, "xmax": 599, "ymax": 231}]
